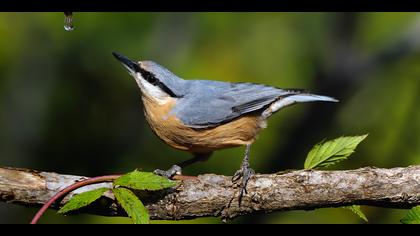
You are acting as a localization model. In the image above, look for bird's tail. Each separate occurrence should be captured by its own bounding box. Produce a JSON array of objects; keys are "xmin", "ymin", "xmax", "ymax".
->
[
  {"xmin": 262, "ymin": 91, "xmax": 338, "ymax": 118},
  {"xmin": 283, "ymin": 93, "xmax": 339, "ymax": 103}
]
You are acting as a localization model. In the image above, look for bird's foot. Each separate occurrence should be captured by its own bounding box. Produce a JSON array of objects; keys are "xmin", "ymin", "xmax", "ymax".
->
[
  {"xmin": 153, "ymin": 165, "xmax": 182, "ymax": 179},
  {"xmin": 232, "ymin": 164, "xmax": 255, "ymax": 200}
]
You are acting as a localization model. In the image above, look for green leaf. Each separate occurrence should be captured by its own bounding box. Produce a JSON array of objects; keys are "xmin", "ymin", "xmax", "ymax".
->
[
  {"xmin": 114, "ymin": 170, "xmax": 177, "ymax": 191},
  {"xmin": 57, "ymin": 187, "xmax": 109, "ymax": 214},
  {"xmin": 343, "ymin": 205, "xmax": 368, "ymax": 222},
  {"xmin": 113, "ymin": 187, "xmax": 149, "ymax": 224},
  {"xmin": 401, "ymin": 206, "xmax": 420, "ymax": 224},
  {"xmin": 304, "ymin": 134, "xmax": 368, "ymax": 169}
]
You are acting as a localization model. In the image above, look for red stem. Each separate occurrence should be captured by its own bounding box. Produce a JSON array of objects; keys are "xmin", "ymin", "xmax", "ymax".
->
[{"xmin": 30, "ymin": 175, "xmax": 121, "ymax": 224}]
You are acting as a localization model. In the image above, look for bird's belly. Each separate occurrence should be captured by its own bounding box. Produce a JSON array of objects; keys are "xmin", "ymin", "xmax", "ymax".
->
[{"xmin": 143, "ymin": 98, "xmax": 263, "ymax": 153}]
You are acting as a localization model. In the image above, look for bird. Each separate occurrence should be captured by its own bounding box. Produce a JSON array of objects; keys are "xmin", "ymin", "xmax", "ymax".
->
[{"xmin": 112, "ymin": 52, "xmax": 338, "ymax": 197}]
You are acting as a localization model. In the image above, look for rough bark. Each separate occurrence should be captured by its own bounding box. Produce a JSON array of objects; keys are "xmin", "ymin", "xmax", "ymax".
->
[{"xmin": 0, "ymin": 165, "xmax": 419, "ymax": 220}]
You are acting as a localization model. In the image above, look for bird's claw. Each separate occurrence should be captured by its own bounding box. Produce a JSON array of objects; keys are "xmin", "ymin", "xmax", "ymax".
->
[
  {"xmin": 153, "ymin": 165, "xmax": 182, "ymax": 179},
  {"xmin": 232, "ymin": 165, "xmax": 255, "ymax": 198}
]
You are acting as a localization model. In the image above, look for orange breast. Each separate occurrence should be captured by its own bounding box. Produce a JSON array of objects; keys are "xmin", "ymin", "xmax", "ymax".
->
[{"xmin": 142, "ymin": 97, "xmax": 264, "ymax": 153}]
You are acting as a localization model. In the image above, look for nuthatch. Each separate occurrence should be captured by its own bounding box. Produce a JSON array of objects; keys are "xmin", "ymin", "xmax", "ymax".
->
[{"xmin": 112, "ymin": 52, "xmax": 338, "ymax": 196}]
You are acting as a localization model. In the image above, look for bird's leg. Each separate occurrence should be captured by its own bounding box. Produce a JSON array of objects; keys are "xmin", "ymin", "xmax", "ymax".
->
[
  {"xmin": 153, "ymin": 152, "xmax": 212, "ymax": 178},
  {"xmin": 232, "ymin": 144, "xmax": 254, "ymax": 199}
]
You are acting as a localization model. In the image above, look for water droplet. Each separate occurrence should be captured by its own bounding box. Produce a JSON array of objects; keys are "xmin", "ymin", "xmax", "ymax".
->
[
  {"xmin": 64, "ymin": 12, "xmax": 74, "ymax": 32},
  {"xmin": 64, "ymin": 25, "xmax": 74, "ymax": 32}
]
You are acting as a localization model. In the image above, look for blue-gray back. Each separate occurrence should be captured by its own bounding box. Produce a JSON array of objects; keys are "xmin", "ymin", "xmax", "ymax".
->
[{"xmin": 170, "ymin": 80, "xmax": 299, "ymax": 128}]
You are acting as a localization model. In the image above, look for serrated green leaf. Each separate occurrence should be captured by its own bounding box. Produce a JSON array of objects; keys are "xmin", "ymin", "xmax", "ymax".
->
[
  {"xmin": 113, "ymin": 187, "xmax": 149, "ymax": 224},
  {"xmin": 57, "ymin": 187, "xmax": 109, "ymax": 214},
  {"xmin": 343, "ymin": 205, "xmax": 368, "ymax": 222},
  {"xmin": 114, "ymin": 170, "xmax": 177, "ymax": 191},
  {"xmin": 304, "ymin": 134, "xmax": 368, "ymax": 169},
  {"xmin": 401, "ymin": 206, "xmax": 420, "ymax": 224}
]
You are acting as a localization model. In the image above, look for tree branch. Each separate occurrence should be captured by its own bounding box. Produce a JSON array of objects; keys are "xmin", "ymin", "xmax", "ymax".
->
[{"xmin": 1, "ymin": 166, "xmax": 419, "ymax": 220}]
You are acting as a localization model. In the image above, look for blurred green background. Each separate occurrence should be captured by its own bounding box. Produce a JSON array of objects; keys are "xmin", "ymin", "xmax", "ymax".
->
[{"xmin": 0, "ymin": 12, "xmax": 418, "ymax": 224}]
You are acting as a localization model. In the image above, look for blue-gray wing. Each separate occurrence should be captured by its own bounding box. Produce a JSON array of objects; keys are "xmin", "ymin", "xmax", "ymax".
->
[{"xmin": 170, "ymin": 81, "xmax": 300, "ymax": 128}]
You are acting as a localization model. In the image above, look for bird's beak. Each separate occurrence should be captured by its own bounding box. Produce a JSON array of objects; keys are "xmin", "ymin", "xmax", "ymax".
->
[{"xmin": 112, "ymin": 52, "xmax": 141, "ymax": 74}]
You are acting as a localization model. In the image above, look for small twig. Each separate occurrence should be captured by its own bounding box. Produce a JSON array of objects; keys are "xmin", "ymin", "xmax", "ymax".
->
[
  {"xmin": 30, "ymin": 174, "xmax": 121, "ymax": 224},
  {"xmin": 29, "ymin": 173, "xmax": 196, "ymax": 223}
]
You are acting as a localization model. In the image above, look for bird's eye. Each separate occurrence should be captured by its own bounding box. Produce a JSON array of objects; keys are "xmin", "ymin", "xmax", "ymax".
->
[
  {"xmin": 138, "ymin": 66, "xmax": 159, "ymax": 85},
  {"xmin": 145, "ymin": 73, "xmax": 158, "ymax": 85}
]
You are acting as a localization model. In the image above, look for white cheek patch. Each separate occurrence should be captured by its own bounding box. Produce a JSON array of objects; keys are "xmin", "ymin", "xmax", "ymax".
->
[{"xmin": 134, "ymin": 73, "xmax": 171, "ymax": 105}]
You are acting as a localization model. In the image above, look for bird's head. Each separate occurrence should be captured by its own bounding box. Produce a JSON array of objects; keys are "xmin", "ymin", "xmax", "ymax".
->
[{"xmin": 112, "ymin": 52, "xmax": 184, "ymax": 104}]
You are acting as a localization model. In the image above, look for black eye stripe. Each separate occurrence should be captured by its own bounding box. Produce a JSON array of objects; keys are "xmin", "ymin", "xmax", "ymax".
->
[{"xmin": 139, "ymin": 68, "xmax": 178, "ymax": 98}]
